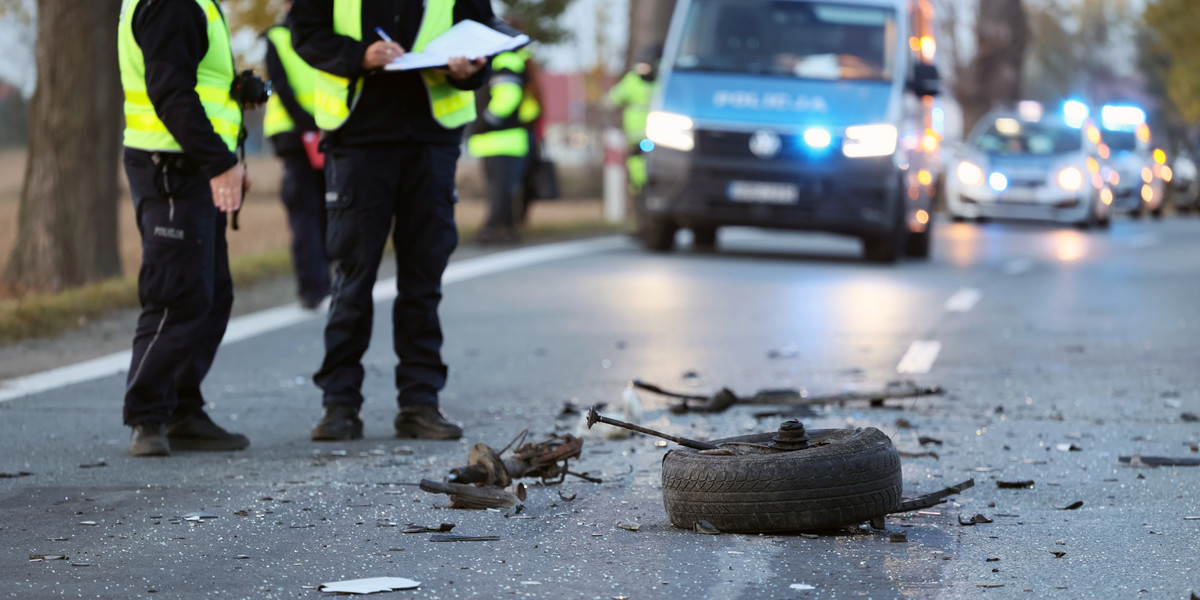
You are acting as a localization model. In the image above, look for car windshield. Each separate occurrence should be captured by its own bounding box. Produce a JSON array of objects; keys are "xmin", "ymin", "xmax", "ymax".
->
[
  {"xmin": 1102, "ymin": 130, "xmax": 1139, "ymax": 152},
  {"xmin": 673, "ymin": 0, "xmax": 897, "ymax": 81},
  {"xmin": 974, "ymin": 119, "xmax": 1083, "ymax": 156}
]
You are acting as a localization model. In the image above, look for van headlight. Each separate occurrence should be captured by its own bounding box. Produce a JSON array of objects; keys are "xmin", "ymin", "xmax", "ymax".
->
[
  {"xmin": 842, "ymin": 124, "xmax": 898, "ymax": 158},
  {"xmin": 957, "ymin": 161, "xmax": 984, "ymax": 186},
  {"xmin": 645, "ymin": 111, "xmax": 694, "ymax": 152},
  {"xmin": 1057, "ymin": 167, "xmax": 1084, "ymax": 191}
]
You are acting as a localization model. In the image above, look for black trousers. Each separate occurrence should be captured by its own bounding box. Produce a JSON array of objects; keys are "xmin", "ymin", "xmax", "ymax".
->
[
  {"xmin": 122, "ymin": 149, "xmax": 233, "ymax": 426},
  {"xmin": 483, "ymin": 154, "xmax": 528, "ymax": 230},
  {"xmin": 280, "ymin": 152, "xmax": 330, "ymax": 303},
  {"xmin": 315, "ymin": 143, "xmax": 460, "ymax": 409}
]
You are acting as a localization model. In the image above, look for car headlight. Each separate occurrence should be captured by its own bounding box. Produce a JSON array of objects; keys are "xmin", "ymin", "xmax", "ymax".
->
[
  {"xmin": 989, "ymin": 172, "xmax": 1009, "ymax": 192},
  {"xmin": 957, "ymin": 161, "xmax": 984, "ymax": 186},
  {"xmin": 1057, "ymin": 167, "xmax": 1084, "ymax": 191},
  {"xmin": 645, "ymin": 111, "xmax": 694, "ymax": 152},
  {"xmin": 842, "ymin": 124, "xmax": 897, "ymax": 158}
]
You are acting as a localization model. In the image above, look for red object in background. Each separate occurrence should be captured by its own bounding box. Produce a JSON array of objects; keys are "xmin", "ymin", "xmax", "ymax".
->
[{"xmin": 302, "ymin": 131, "xmax": 324, "ymax": 170}]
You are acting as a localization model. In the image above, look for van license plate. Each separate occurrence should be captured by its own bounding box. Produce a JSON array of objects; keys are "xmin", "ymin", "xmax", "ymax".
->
[{"xmin": 727, "ymin": 181, "xmax": 800, "ymax": 205}]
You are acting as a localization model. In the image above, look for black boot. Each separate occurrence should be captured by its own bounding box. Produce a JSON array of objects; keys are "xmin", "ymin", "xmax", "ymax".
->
[
  {"xmin": 311, "ymin": 404, "xmax": 364, "ymax": 441},
  {"xmin": 166, "ymin": 411, "xmax": 250, "ymax": 451},
  {"xmin": 394, "ymin": 405, "xmax": 463, "ymax": 440},
  {"xmin": 129, "ymin": 422, "xmax": 170, "ymax": 457}
]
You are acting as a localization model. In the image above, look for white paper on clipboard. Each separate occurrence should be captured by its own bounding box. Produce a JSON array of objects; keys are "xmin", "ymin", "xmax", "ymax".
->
[{"xmin": 383, "ymin": 20, "xmax": 530, "ymax": 71}]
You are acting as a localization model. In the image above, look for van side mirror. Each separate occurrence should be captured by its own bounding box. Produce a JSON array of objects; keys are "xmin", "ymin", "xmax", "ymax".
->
[{"xmin": 910, "ymin": 63, "xmax": 940, "ymax": 97}]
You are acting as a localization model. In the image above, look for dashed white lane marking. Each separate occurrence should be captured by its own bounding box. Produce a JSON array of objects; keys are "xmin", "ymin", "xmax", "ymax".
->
[
  {"xmin": 0, "ymin": 236, "xmax": 630, "ymax": 403},
  {"xmin": 1129, "ymin": 233, "xmax": 1160, "ymax": 249},
  {"xmin": 944, "ymin": 287, "xmax": 982, "ymax": 313},
  {"xmin": 896, "ymin": 340, "xmax": 942, "ymax": 374},
  {"xmin": 1003, "ymin": 258, "xmax": 1034, "ymax": 275}
]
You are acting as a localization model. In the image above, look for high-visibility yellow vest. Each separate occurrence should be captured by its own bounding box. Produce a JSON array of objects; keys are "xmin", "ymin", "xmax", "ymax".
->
[
  {"xmin": 313, "ymin": 0, "xmax": 476, "ymax": 131},
  {"xmin": 263, "ymin": 25, "xmax": 318, "ymax": 137},
  {"xmin": 118, "ymin": 0, "xmax": 242, "ymax": 153},
  {"xmin": 467, "ymin": 50, "xmax": 532, "ymax": 158},
  {"xmin": 609, "ymin": 71, "xmax": 654, "ymax": 146}
]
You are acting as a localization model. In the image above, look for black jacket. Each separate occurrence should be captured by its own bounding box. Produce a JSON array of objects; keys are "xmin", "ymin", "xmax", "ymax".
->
[
  {"xmin": 290, "ymin": 0, "xmax": 494, "ymax": 147},
  {"xmin": 130, "ymin": 0, "xmax": 239, "ymax": 179}
]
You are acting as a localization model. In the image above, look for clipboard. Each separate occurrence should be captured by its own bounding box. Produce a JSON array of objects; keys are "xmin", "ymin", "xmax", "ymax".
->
[{"xmin": 383, "ymin": 20, "xmax": 530, "ymax": 71}]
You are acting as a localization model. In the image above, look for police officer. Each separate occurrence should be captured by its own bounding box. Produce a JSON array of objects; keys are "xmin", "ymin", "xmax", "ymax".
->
[
  {"xmin": 117, "ymin": 0, "xmax": 252, "ymax": 456},
  {"xmin": 291, "ymin": 0, "xmax": 492, "ymax": 441},
  {"xmin": 263, "ymin": 0, "xmax": 330, "ymax": 309},
  {"xmin": 608, "ymin": 45, "xmax": 661, "ymax": 195},
  {"xmin": 469, "ymin": 46, "xmax": 536, "ymax": 243}
]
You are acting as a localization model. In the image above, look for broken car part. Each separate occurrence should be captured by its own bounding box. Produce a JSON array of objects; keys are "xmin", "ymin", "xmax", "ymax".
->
[
  {"xmin": 586, "ymin": 407, "xmax": 718, "ymax": 450},
  {"xmin": 631, "ymin": 379, "xmax": 944, "ymax": 414}
]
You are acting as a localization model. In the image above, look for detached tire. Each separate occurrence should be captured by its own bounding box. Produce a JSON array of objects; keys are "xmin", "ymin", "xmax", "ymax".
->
[{"xmin": 661, "ymin": 427, "xmax": 901, "ymax": 533}]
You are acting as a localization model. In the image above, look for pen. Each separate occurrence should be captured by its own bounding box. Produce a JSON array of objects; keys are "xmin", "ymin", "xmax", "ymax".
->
[{"xmin": 374, "ymin": 27, "xmax": 394, "ymax": 43}]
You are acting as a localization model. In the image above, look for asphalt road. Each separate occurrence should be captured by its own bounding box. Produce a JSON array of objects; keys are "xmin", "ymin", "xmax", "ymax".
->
[{"xmin": 1, "ymin": 216, "xmax": 1199, "ymax": 599}]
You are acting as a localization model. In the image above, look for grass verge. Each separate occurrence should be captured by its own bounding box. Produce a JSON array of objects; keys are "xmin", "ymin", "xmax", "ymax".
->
[{"xmin": 0, "ymin": 219, "xmax": 632, "ymax": 345}]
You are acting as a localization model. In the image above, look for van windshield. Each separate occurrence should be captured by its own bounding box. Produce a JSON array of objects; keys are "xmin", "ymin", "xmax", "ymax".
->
[
  {"xmin": 974, "ymin": 119, "xmax": 1083, "ymax": 156},
  {"xmin": 673, "ymin": 0, "xmax": 897, "ymax": 81}
]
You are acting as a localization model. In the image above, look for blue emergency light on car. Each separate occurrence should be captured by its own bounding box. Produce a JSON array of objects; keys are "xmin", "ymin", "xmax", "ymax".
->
[
  {"xmin": 989, "ymin": 172, "xmax": 1009, "ymax": 192},
  {"xmin": 1063, "ymin": 100, "xmax": 1089, "ymax": 129},
  {"xmin": 1101, "ymin": 105, "xmax": 1146, "ymax": 130},
  {"xmin": 639, "ymin": 139, "xmax": 655, "ymax": 153},
  {"xmin": 803, "ymin": 127, "xmax": 833, "ymax": 150}
]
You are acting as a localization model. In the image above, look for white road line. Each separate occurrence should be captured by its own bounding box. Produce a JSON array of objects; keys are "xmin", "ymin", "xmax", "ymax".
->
[
  {"xmin": 944, "ymin": 287, "xmax": 982, "ymax": 313},
  {"xmin": 0, "ymin": 236, "xmax": 629, "ymax": 403},
  {"xmin": 1003, "ymin": 258, "xmax": 1034, "ymax": 275},
  {"xmin": 896, "ymin": 340, "xmax": 942, "ymax": 374}
]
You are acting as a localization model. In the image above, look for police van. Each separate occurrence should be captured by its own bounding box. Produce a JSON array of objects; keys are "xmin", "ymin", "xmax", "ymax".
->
[{"xmin": 639, "ymin": 0, "xmax": 942, "ymax": 262}]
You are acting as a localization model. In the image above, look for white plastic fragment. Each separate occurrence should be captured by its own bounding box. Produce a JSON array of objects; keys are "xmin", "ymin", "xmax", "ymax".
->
[
  {"xmin": 790, "ymin": 583, "xmax": 816, "ymax": 590},
  {"xmin": 318, "ymin": 577, "xmax": 421, "ymax": 594}
]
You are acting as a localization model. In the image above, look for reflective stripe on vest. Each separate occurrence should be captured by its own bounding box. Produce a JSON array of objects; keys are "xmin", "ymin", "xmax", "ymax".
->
[
  {"xmin": 118, "ymin": 0, "xmax": 241, "ymax": 152},
  {"xmin": 314, "ymin": 0, "xmax": 476, "ymax": 131},
  {"xmin": 264, "ymin": 25, "xmax": 318, "ymax": 137},
  {"xmin": 467, "ymin": 127, "xmax": 529, "ymax": 158}
]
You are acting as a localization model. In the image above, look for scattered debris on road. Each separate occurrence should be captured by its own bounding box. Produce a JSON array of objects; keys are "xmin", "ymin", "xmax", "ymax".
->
[
  {"xmin": 317, "ymin": 577, "xmax": 420, "ymax": 594},
  {"xmin": 428, "ymin": 534, "xmax": 500, "ymax": 542},
  {"xmin": 78, "ymin": 460, "xmax": 106, "ymax": 469},
  {"xmin": 29, "ymin": 554, "xmax": 67, "ymax": 562},
  {"xmin": 447, "ymin": 434, "xmax": 587, "ymax": 487},
  {"xmin": 958, "ymin": 514, "xmax": 993, "ymax": 526},
  {"xmin": 996, "ymin": 480, "xmax": 1036, "ymax": 489},
  {"xmin": 0, "ymin": 471, "xmax": 32, "ymax": 478},
  {"xmin": 400, "ymin": 523, "xmax": 454, "ymax": 534},
  {"xmin": 692, "ymin": 520, "xmax": 720, "ymax": 535},
  {"xmin": 419, "ymin": 479, "xmax": 524, "ymax": 509},
  {"xmin": 1057, "ymin": 501, "xmax": 1084, "ymax": 510},
  {"xmin": 615, "ymin": 521, "xmax": 640, "ymax": 532},
  {"xmin": 1181, "ymin": 412, "xmax": 1198, "ymax": 422},
  {"xmin": 890, "ymin": 531, "xmax": 908, "ymax": 543},
  {"xmin": 790, "ymin": 583, "xmax": 816, "ymax": 591},
  {"xmin": 1120, "ymin": 455, "xmax": 1200, "ymax": 467},
  {"xmin": 182, "ymin": 512, "xmax": 218, "ymax": 521},
  {"xmin": 899, "ymin": 450, "xmax": 939, "ymax": 460},
  {"xmin": 892, "ymin": 479, "xmax": 976, "ymax": 514},
  {"xmin": 631, "ymin": 378, "xmax": 944, "ymax": 414}
]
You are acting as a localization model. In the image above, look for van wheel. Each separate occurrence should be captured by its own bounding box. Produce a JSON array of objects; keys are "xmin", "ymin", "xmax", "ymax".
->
[
  {"xmin": 904, "ymin": 219, "xmax": 932, "ymax": 259},
  {"xmin": 641, "ymin": 217, "xmax": 678, "ymax": 252},
  {"xmin": 692, "ymin": 226, "xmax": 717, "ymax": 251},
  {"xmin": 1150, "ymin": 207, "xmax": 1164, "ymax": 219},
  {"xmin": 661, "ymin": 427, "xmax": 902, "ymax": 533},
  {"xmin": 863, "ymin": 203, "xmax": 905, "ymax": 264}
]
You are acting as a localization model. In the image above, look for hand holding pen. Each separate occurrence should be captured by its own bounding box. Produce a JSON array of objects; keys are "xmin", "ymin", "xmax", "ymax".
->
[{"xmin": 362, "ymin": 27, "xmax": 404, "ymax": 70}]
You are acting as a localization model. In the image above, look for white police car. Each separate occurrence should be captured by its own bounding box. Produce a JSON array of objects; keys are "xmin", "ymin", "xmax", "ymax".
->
[{"xmin": 945, "ymin": 101, "xmax": 1111, "ymax": 229}]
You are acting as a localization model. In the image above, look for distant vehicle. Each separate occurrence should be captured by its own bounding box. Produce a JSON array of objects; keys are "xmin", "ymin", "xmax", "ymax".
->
[
  {"xmin": 944, "ymin": 102, "xmax": 1111, "ymax": 230},
  {"xmin": 639, "ymin": 0, "xmax": 943, "ymax": 263},
  {"xmin": 1170, "ymin": 152, "xmax": 1199, "ymax": 214},
  {"xmin": 1096, "ymin": 104, "xmax": 1166, "ymax": 218}
]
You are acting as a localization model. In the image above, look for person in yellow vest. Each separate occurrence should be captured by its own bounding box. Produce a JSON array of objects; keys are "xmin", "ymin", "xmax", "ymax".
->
[
  {"xmin": 263, "ymin": 0, "xmax": 330, "ymax": 309},
  {"xmin": 292, "ymin": 0, "xmax": 491, "ymax": 441},
  {"xmin": 608, "ymin": 45, "xmax": 661, "ymax": 195},
  {"xmin": 468, "ymin": 45, "xmax": 536, "ymax": 243},
  {"xmin": 117, "ymin": 0, "xmax": 254, "ymax": 456}
]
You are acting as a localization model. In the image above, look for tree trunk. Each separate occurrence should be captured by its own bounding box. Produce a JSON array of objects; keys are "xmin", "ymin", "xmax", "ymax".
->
[
  {"xmin": 954, "ymin": 0, "xmax": 1030, "ymax": 137},
  {"xmin": 3, "ymin": 0, "xmax": 122, "ymax": 296},
  {"xmin": 626, "ymin": 0, "xmax": 677, "ymax": 70}
]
